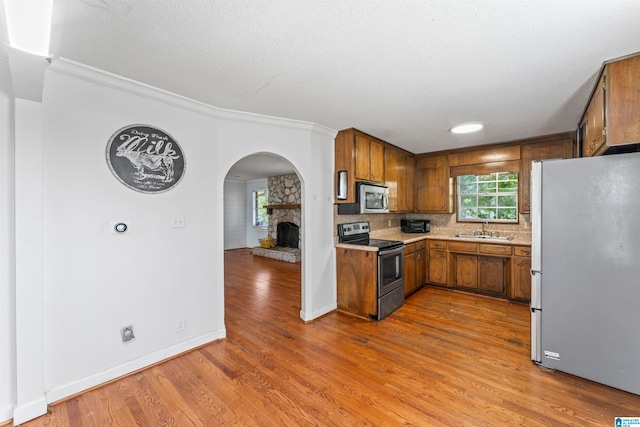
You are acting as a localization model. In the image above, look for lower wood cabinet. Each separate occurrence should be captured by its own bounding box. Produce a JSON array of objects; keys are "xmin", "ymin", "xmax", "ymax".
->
[
  {"xmin": 428, "ymin": 240, "xmax": 448, "ymax": 286},
  {"xmin": 455, "ymin": 254, "xmax": 478, "ymax": 289},
  {"xmin": 336, "ymin": 248, "xmax": 377, "ymax": 318},
  {"xmin": 511, "ymin": 246, "xmax": 532, "ymax": 301},
  {"xmin": 404, "ymin": 240, "xmax": 426, "ymax": 296},
  {"xmin": 478, "ymin": 256, "xmax": 506, "ymax": 294},
  {"xmin": 425, "ymin": 240, "xmax": 531, "ymax": 302}
]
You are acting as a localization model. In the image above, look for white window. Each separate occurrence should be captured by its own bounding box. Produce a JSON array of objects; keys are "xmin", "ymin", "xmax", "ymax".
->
[
  {"xmin": 253, "ymin": 190, "xmax": 268, "ymax": 228},
  {"xmin": 457, "ymin": 172, "xmax": 518, "ymax": 222}
]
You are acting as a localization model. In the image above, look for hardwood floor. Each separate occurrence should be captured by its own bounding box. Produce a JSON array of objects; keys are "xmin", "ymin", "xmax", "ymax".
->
[{"xmin": 20, "ymin": 248, "xmax": 640, "ymax": 426}]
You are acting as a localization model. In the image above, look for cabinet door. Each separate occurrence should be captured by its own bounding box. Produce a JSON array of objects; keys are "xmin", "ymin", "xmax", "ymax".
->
[
  {"xmin": 415, "ymin": 247, "xmax": 426, "ymax": 289},
  {"xmin": 512, "ymin": 256, "xmax": 532, "ymax": 301},
  {"xmin": 455, "ymin": 254, "xmax": 478, "ymax": 289},
  {"xmin": 405, "ymin": 155, "xmax": 416, "ymax": 211},
  {"xmin": 404, "ymin": 252, "xmax": 416, "ymax": 296},
  {"xmin": 369, "ymin": 139, "xmax": 385, "ymax": 183},
  {"xmin": 590, "ymin": 73, "xmax": 606, "ymax": 154},
  {"xmin": 355, "ymin": 134, "xmax": 371, "ymax": 181},
  {"xmin": 478, "ymin": 256, "xmax": 505, "ymax": 294},
  {"xmin": 607, "ymin": 55, "xmax": 640, "ymax": 148},
  {"xmin": 519, "ymin": 134, "xmax": 574, "ymax": 213},
  {"xmin": 428, "ymin": 249, "xmax": 448, "ymax": 285},
  {"xmin": 417, "ymin": 154, "xmax": 450, "ymax": 212},
  {"xmin": 385, "ymin": 147, "xmax": 399, "ymax": 211}
]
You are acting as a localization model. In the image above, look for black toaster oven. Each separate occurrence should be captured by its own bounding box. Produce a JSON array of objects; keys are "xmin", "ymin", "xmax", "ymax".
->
[{"xmin": 401, "ymin": 219, "xmax": 430, "ymax": 233}]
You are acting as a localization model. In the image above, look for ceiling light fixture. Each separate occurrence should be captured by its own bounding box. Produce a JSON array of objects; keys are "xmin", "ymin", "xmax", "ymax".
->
[{"xmin": 450, "ymin": 122, "xmax": 484, "ymax": 134}]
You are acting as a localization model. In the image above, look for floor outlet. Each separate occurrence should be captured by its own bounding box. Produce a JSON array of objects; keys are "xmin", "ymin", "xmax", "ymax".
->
[{"xmin": 177, "ymin": 318, "xmax": 185, "ymax": 332}]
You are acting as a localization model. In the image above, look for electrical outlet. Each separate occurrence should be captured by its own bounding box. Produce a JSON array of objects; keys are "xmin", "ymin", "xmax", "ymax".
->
[
  {"xmin": 388, "ymin": 220, "xmax": 392, "ymax": 227},
  {"xmin": 120, "ymin": 325, "xmax": 135, "ymax": 343},
  {"xmin": 177, "ymin": 318, "xmax": 185, "ymax": 332},
  {"xmin": 171, "ymin": 216, "xmax": 185, "ymax": 228}
]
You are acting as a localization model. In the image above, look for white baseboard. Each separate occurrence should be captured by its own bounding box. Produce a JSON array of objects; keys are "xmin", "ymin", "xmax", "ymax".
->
[
  {"xmin": 0, "ymin": 403, "xmax": 15, "ymax": 424},
  {"xmin": 301, "ymin": 302, "xmax": 337, "ymax": 322},
  {"xmin": 46, "ymin": 329, "xmax": 226, "ymax": 404},
  {"xmin": 13, "ymin": 397, "xmax": 46, "ymax": 426}
]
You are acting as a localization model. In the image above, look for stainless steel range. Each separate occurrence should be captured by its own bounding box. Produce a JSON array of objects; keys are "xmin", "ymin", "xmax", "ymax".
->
[{"xmin": 337, "ymin": 221, "xmax": 405, "ymax": 320}]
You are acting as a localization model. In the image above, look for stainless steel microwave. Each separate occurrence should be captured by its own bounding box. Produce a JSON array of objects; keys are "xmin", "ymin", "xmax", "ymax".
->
[{"xmin": 337, "ymin": 183, "xmax": 389, "ymax": 214}]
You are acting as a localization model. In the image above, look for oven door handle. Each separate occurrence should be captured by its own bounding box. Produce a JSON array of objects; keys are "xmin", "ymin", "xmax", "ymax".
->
[{"xmin": 378, "ymin": 246, "xmax": 403, "ymax": 256}]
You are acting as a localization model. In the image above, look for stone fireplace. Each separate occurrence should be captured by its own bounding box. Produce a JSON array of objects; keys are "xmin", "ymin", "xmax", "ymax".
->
[{"xmin": 252, "ymin": 173, "xmax": 302, "ymax": 263}]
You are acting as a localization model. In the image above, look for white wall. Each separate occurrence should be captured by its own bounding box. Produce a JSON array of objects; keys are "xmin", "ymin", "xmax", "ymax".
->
[
  {"xmin": 6, "ymin": 58, "xmax": 336, "ymax": 416},
  {"xmin": 223, "ymin": 180, "xmax": 247, "ymax": 249},
  {"xmin": 0, "ymin": 56, "xmax": 17, "ymax": 424},
  {"xmin": 246, "ymin": 179, "xmax": 268, "ymax": 247}
]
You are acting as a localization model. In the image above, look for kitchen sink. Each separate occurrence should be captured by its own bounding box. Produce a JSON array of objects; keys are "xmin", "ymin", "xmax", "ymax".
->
[{"xmin": 451, "ymin": 234, "xmax": 513, "ymax": 241}]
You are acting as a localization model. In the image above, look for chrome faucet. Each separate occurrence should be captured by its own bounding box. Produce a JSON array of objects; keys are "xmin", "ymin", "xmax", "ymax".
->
[{"xmin": 482, "ymin": 221, "xmax": 489, "ymax": 235}]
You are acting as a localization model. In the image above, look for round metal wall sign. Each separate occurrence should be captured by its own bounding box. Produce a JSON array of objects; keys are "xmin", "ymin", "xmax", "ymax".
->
[{"xmin": 106, "ymin": 125, "xmax": 186, "ymax": 193}]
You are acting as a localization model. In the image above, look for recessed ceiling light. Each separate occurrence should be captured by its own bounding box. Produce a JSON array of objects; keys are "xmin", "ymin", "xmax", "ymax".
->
[{"xmin": 450, "ymin": 123, "xmax": 483, "ymax": 134}]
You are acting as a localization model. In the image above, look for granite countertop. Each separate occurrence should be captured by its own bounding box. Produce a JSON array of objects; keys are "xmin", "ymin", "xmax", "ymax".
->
[{"xmin": 335, "ymin": 228, "xmax": 531, "ymax": 251}]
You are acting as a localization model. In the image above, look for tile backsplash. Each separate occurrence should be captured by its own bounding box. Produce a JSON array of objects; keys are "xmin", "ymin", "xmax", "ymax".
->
[{"xmin": 334, "ymin": 205, "xmax": 531, "ymax": 242}]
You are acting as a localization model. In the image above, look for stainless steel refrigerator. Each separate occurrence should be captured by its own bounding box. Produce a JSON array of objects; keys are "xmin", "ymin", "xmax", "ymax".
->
[{"xmin": 530, "ymin": 152, "xmax": 640, "ymax": 395}]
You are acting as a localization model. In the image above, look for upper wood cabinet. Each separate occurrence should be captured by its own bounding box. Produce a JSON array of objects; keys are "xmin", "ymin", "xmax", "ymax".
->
[
  {"xmin": 385, "ymin": 146, "xmax": 415, "ymax": 212},
  {"xmin": 334, "ymin": 128, "xmax": 385, "ymax": 203},
  {"xmin": 580, "ymin": 53, "xmax": 640, "ymax": 156},
  {"xmin": 355, "ymin": 133, "xmax": 385, "ymax": 183},
  {"xmin": 416, "ymin": 154, "xmax": 451, "ymax": 213},
  {"xmin": 519, "ymin": 133, "xmax": 575, "ymax": 214}
]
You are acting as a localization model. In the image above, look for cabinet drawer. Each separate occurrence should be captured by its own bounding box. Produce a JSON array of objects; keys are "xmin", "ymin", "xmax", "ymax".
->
[
  {"xmin": 513, "ymin": 246, "xmax": 532, "ymax": 257},
  {"xmin": 479, "ymin": 244, "xmax": 512, "ymax": 255},
  {"xmin": 429, "ymin": 240, "xmax": 447, "ymax": 249},
  {"xmin": 448, "ymin": 241, "xmax": 477, "ymax": 252},
  {"xmin": 404, "ymin": 243, "xmax": 417, "ymax": 255},
  {"xmin": 416, "ymin": 239, "xmax": 426, "ymax": 250}
]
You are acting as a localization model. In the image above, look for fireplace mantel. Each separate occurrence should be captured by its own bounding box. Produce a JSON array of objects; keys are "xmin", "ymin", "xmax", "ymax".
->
[{"xmin": 264, "ymin": 204, "xmax": 301, "ymax": 214}]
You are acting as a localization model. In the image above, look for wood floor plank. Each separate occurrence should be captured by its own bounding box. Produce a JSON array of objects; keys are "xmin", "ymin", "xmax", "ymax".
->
[{"xmin": 17, "ymin": 247, "xmax": 640, "ymax": 426}]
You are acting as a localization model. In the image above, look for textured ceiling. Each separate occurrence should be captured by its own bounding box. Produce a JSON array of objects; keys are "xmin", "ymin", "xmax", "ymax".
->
[{"xmin": 28, "ymin": 1, "xmax": 640, "ymax": 157}]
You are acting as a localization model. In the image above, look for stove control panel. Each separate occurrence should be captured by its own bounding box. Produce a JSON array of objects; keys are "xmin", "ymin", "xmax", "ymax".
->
[{"xmin": 338, "ymin": 221, "xmax": 370, "ymax": 237}]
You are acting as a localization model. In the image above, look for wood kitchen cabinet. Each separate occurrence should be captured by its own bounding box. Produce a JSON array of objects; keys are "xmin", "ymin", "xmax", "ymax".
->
[
  {"xmin": 416, "ymin": 153, "xmax": 451, "ymax": 213},
  {"xmin": 386, "ymin": 146, "xmax": 416, "ymax": 212},
  {"xmin": 425, "ymin": 240, "xmax": 530, "ymax": 301},
  {"xmin": 511, "ymin": 246, "xmax": 532, "ymax": 301},
  {"xmin": 478, "ymin": 256, "xmax": 506, "ymax": 294},
  {"xmin": 428, "ymin": 240, "xmax": 448, "ymax": 286},
  {"xmin": 455, "ymin": 254, "xmax": 478, "ymax": 289},
  {"xmin": 415, "ymin": 241, "xmax": 426, "ymax": 291},
  {"xmin": 519, "ymin": 133, "xmax": 574, "ymax": 214},
  {"xmin": 336, "ymin": 248, "xmax": 377, "ymax": 318},
  {"xmin": 355, "ymin": 133, "xmax": 385, "ymax": 183},
  {"xmin": 580, "ymin": 53, "xmax": 640, "ymax": 156},
  {"xmin": 334, "ymin": 128, "xmax": 385, "ymax": 204},
  {"xmin": 403, "ymin": 240, "xmax": 426, "ymax": 296},
  {"xmin": 404, "ymin": 244, "xmax": 416, "ymax": 296}
]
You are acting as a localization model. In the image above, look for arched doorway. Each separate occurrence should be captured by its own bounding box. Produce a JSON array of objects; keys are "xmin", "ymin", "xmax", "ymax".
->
[{"xmin": 223, "ymin": 153, "xmax": 304, "ymax": 322}]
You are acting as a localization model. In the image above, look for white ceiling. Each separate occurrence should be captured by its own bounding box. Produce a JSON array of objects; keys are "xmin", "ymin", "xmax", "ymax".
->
[{"xmin": 9, "ymin": 1, "xmax": 640, "ymax": 178}]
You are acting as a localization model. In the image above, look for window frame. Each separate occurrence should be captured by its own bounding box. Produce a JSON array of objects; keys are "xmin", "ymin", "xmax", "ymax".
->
[
  {"xmin": 456, "ymin": 171, "xmax": 519, "ymax": 223},
  {"xmin": 252, "ymin": 189, "xmax": 269, "ymax": 229}
]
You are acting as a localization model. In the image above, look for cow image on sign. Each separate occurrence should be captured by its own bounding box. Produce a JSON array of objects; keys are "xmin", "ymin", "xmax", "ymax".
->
[{"xmin": 106, "ymin": 125, "xmax": 186, "ymax": 193}]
